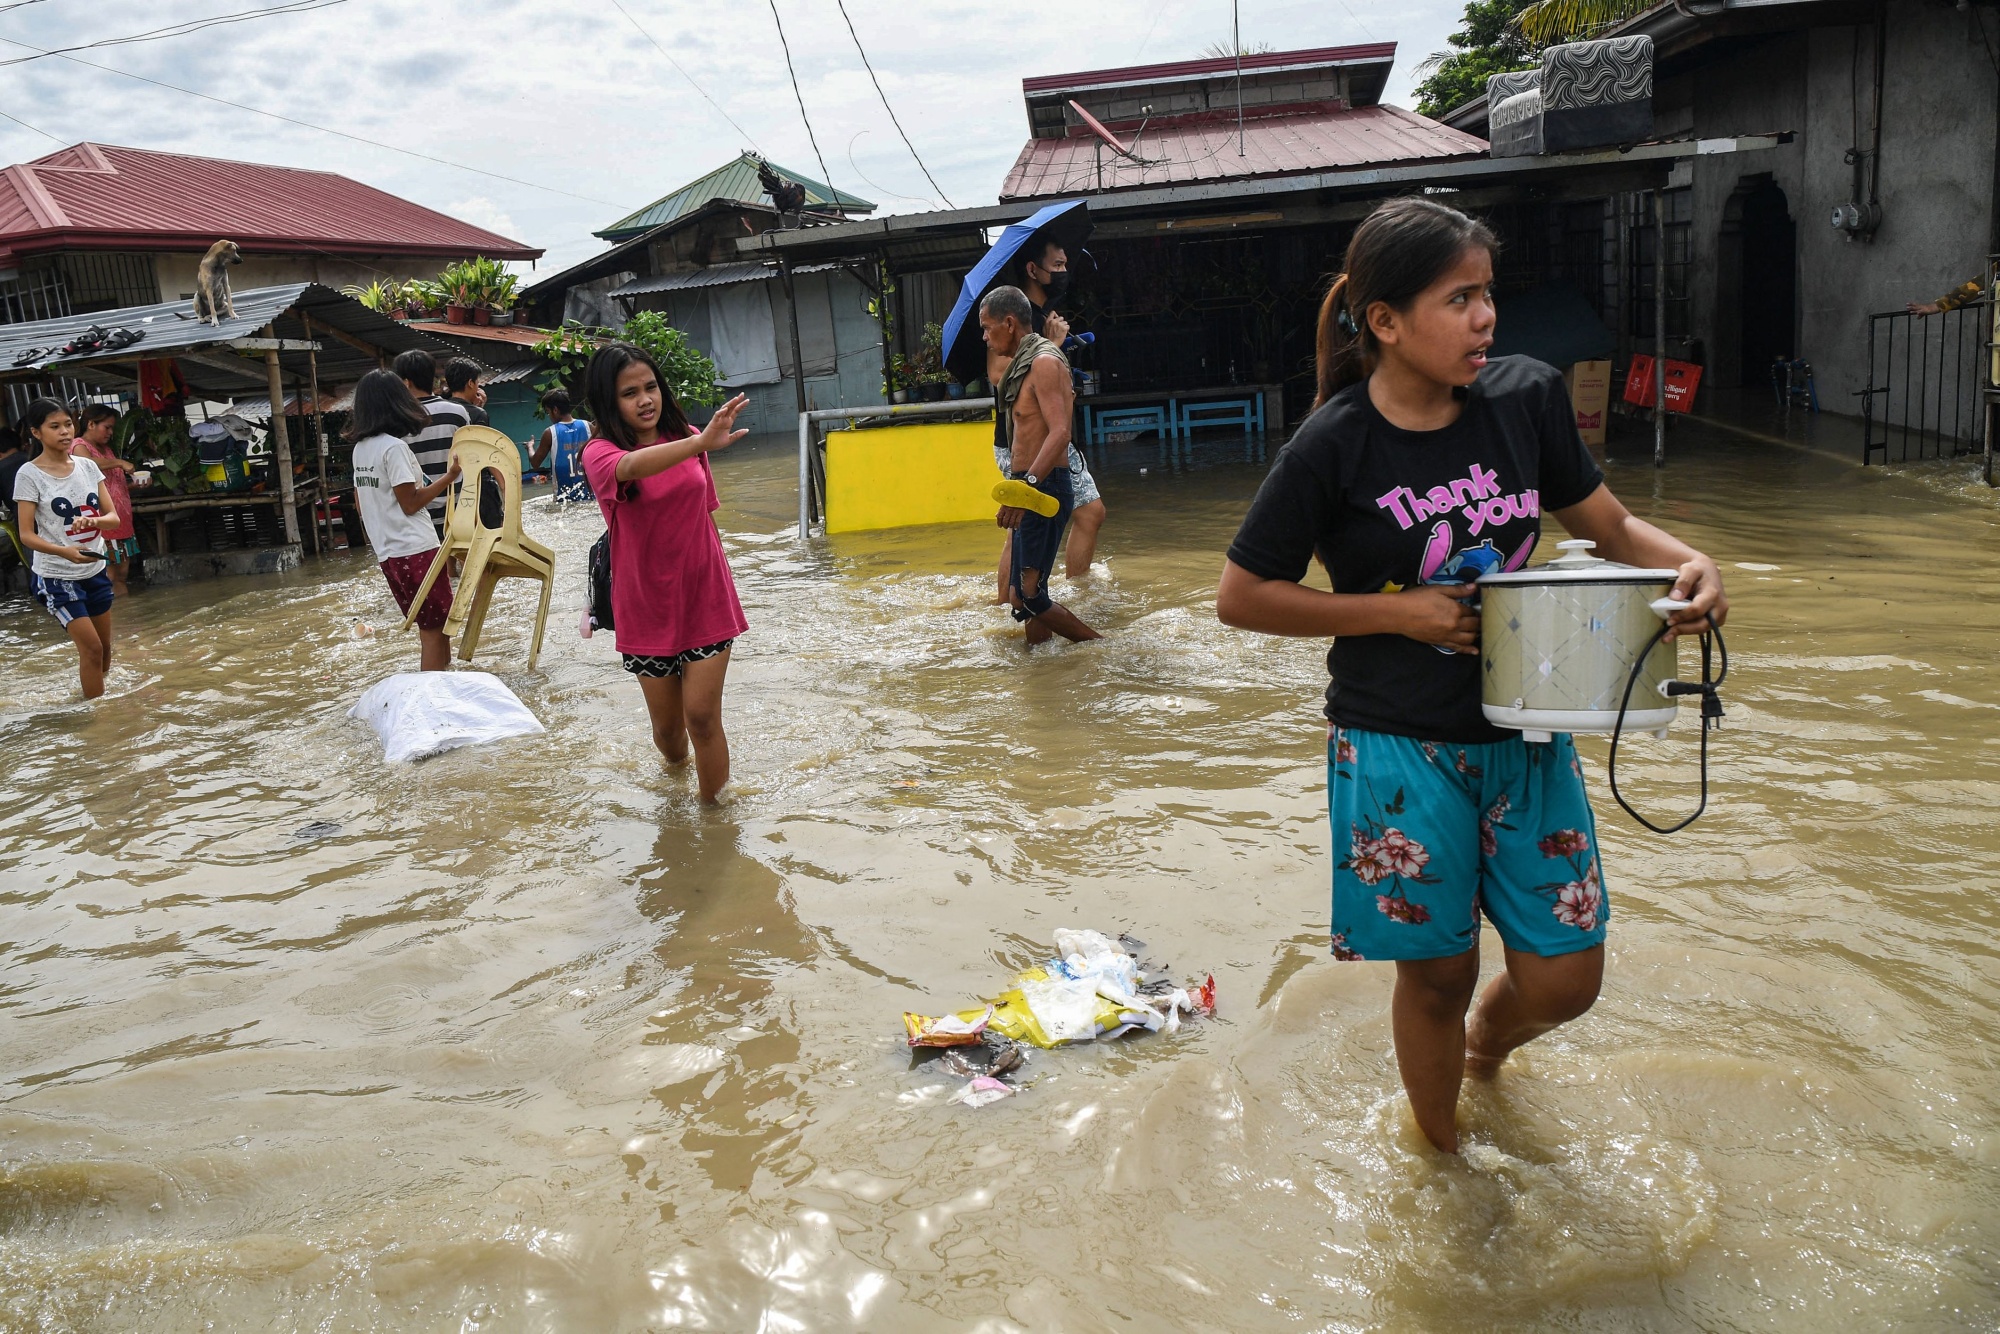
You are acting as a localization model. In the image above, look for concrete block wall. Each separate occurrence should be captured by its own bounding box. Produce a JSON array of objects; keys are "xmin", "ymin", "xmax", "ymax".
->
[{"xmin": 1679, "ymin": 5, "xmax": 1996, "ymax": 414}]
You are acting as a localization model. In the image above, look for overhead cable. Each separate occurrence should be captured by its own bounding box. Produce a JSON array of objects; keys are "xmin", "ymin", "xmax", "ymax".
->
[
  {"xmin": 0, "ymin": 105, "xmax": 63, "ymax": 143},
  {"xmin": 765, "ymin": 0, "xmax": 841, "ymax": 210},
  {"xmin": 606, "ymin": 0, "xmax": 761, "ymax": 150},
  {"xmin": 0, "ymin": 0, "xmax": 353, "ymax": 69},
  {"xmin": 0, "ymin": 36, "xmax": 630, "ymax": 208},
  {"xmin": 830, "ymin": 0, "xmax": 953, "ymax": 208}
]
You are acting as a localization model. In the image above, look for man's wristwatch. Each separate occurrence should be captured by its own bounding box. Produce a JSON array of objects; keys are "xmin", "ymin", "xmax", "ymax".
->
[{"xmin": 1023, "ymin": 473, "xmax": 1038, "ymax": 486}]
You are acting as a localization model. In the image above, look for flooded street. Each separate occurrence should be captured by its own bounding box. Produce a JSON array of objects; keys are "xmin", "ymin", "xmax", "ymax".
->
[{"xmin": 1, "ymin": 418, "xmax": 1996, "ymax": 1331}]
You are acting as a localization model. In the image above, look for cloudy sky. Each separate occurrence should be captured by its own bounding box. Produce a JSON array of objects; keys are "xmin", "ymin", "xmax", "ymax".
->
[{"xmin": 0, "ymin": 0, "xmax": 1474, "ymax": 273}]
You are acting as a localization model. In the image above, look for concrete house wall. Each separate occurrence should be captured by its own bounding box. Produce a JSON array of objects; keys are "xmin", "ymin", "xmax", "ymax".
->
[{"xmin": 1668, "ymin": 4, "xmax": 1996, "ymax": 409}]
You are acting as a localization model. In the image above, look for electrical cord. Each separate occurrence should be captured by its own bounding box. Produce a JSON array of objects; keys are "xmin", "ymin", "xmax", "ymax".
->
[
  {"xmin": 1606, "ymin": 614, "xmax": 1728, "ymax": 835},
  {"xmin": 0, "ymin": 1, "xmax": 352, "ymax": 70}
]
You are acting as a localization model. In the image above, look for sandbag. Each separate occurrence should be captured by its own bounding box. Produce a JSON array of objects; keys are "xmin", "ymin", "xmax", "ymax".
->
[{"xmin": 348, "ymin": 671, "xmax": 544, "ymax": 763}]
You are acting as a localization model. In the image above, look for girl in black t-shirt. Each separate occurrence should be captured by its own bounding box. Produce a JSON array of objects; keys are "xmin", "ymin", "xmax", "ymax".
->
[{"xmin": 1216, "ymin": 198, "xmax": 1728, "ymax": 1155}]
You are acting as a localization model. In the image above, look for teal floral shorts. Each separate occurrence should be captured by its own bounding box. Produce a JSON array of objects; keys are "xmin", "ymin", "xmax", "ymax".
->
[{"xmin": 1327, "ymin": 726, "xmax": 1608, "ymax": 962}]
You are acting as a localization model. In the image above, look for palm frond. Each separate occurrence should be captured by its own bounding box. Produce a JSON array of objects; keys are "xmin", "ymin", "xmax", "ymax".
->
[{"xmin": 1512, "ymin": 0, "xmax": 1655, "ymax": 45}]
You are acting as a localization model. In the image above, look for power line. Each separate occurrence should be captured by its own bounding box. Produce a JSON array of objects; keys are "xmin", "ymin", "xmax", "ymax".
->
[
  {"xmin": 605, "ymin": 0, "xmax": 760, "ymax": 151},
  {"xmin": 0, "ymin": 0, "xmax": 353, "ymax": 69},
  {"xmin": 0, "ymin": 105, "xmax": 62, "ymax": 143},
  {"xmin": 765, "ymin": 0, "xmax": 840, "ymax": 209},
  {"xmin": 0, "ymin": 35, "xmax": 630, "ymax": 208},
  {"xmin": 830, "ymin": 0, "xmax": 953, "ymax": 208}
]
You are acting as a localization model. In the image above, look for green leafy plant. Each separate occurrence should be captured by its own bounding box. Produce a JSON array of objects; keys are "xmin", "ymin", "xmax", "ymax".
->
[
  {"xmin": 113, "ymin": 406, "xmax": 202, "ymax": 494},
  {"xmin": 530, "ymin": 312, "xmax": 723, "ymax": 419},
  {"xmin": 401, "ymin": 278, "xmax": 442, "ymax": 315},
  {"xmin": 1513, "ymin": 0, "xmax": 1652, "ymax": 45},
  {"xmin": 1414, "ymin": 0, "xmax": 1539, "ymax": 118},
  {"xmin": 341, "ymin": 279, "xmax": 396, "ymax": 312}
]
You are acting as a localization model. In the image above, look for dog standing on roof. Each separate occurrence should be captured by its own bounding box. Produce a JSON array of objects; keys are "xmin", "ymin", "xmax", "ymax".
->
[{"xmin": 193, "ymin": 239, "xmax": 242, "ymax": 324}]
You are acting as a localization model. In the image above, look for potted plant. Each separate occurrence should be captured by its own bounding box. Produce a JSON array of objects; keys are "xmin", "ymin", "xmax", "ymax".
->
[
  {"xmin": 437, "ymin": 260, "xmax": 476, "ymax": 324},
  {"xmin": 888, "ymin": 354, "xmax": 913, "ymax": 404}
]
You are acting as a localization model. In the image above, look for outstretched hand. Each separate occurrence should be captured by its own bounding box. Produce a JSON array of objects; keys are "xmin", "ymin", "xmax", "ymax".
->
[{"xmin": 697, "ymin": 394, "xmax": 751, "ymax": 452}]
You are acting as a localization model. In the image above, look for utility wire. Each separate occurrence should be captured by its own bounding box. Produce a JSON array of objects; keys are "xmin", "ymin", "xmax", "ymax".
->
[
  {"xmin": 0, "ymin": 0, "xmax": 352, "ymax": 69},
  {"xmin": 0, "ymin": 35, "xmax": 630, "ymax": 208},
  {"xmin": 765, "ymin": 0, "xmax": 840, "ymax": 208},
  {"xmin": 830, "ymin": 0, "xmax": 953, "ymax": 208},
  {"xmin": 0, "ymin": 105, "xmax": 63, "ymax": 143},
  {"xmin": 0, "ymin": 0, "xmax": 58, "ymax": 13},
  {"xmin": 606, "ymin": 0, "xmax": 760, "ymax": 150}
]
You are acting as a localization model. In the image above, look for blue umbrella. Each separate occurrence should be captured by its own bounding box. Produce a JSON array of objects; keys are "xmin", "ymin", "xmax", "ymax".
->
[{"xmin": 940, "ymin": 199, "xmax": 1092, "ymax": 385}]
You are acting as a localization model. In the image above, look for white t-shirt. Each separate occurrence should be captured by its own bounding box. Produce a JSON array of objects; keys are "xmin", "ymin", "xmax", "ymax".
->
[
  {"xmin": 350, "ymin": 433, "xmax": 442, "ymax": 560},
  {"xmin": 13, "ymin": 454, "xmax": 108, "ymax": 580}
]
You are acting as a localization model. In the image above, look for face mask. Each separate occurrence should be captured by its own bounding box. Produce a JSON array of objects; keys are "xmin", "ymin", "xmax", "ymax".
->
[{"xmin": 1040, "ymin": 270, "xmax": 1072, "ymax": 302}]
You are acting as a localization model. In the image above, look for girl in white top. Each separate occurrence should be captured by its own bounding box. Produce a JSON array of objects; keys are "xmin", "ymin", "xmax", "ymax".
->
[
  {"xmin": 11, "ymin": 397, "xmax": 119, "ymax": 698},
  {"xmin": 346, "ymin": 370, "xmax": 461, "ymax": 671}
]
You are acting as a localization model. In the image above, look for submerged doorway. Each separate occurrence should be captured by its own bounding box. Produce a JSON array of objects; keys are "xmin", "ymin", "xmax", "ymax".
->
[{"xmin": 1717, "ymin": 174, "xmax": 1798, "ymax": 387}]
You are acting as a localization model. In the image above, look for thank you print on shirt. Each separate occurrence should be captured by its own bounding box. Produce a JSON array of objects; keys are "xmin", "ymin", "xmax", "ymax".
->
[{"xmin": 1373, "ymin": 463, "xmax": 1540, "ymax": 585}]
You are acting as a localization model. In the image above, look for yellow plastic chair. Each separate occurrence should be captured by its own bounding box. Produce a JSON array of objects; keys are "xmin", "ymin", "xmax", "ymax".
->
[{"xmin": 400, "ymin": 425, "xmax": 555, "ymax": 668}]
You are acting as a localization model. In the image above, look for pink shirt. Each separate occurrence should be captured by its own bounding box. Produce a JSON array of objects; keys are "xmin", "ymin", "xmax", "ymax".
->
[
  {"xmin": 74, "ymin": 440, "xmax": 134, "ymax": 542},
  {"xmin": 582, "ymin": 434, "xmax": 747, "ymax": 657}
]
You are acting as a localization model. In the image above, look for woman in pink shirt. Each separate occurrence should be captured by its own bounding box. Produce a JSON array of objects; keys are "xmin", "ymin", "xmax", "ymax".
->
[{"xmin": 581, "ymin": 343, "xmax": 749, "ymax": 803}]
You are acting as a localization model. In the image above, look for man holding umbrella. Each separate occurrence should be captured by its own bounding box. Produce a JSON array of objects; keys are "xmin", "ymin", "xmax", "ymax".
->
[
  {"xmin": 939, "ymin": 202, "xmax": 1106, "ymax": 603},
  {"xmin": 983, "ymin": 286, "xmax": 1099, "ymax": 646},
  {"xmin": 997, "ymin": 238, "xmax": 1107, "ymax": 584}
]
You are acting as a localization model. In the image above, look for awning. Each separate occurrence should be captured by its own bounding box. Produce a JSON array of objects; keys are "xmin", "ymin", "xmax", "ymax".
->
[
  {"xmin": 609, "ymin": 261, "xmax": 839, "ymax": 299},
  {"xmin": 0, "ymin": 282, "xmax": 466, "ymax": 401}
]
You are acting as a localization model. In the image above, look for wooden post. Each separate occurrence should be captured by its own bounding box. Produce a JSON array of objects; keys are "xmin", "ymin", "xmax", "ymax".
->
[
  {"xmin": 305, "ymin": 317, "xmax": 330, "ymax": 551},
  {"xmin": 263, "ymin": 333, "xmax": 301, "ymax": 546},
  {"xmin": 1653, "ymin": 184, "xmax": 1669, "ymax": 470}
]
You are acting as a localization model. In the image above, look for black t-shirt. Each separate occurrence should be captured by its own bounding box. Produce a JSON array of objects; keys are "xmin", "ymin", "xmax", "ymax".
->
[
  {"xmin": 1226, "ymin": 356, "xmax": 1604, "ymax": 742},
  {"xmin": 0, "ymin": 449, "xmax": 30, "ymax": 522}
]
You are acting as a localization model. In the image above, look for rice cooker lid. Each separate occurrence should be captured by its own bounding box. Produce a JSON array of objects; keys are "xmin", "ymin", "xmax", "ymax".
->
[{"xmin": 1477, "ymin": 540, "xmax": 1679, "ymax": 586}]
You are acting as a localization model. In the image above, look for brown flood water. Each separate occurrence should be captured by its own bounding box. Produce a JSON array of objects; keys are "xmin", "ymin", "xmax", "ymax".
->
[{"xmin": 0, "ymin": 418, "xmax": 1996, "ymax": 1331}]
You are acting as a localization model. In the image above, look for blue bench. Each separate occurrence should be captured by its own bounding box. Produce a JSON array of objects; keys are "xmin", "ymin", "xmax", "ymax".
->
[
  {"xmin": 1084, "ymin": 402, "xmax": 1172, "ymax": 445},
  {"xmin": 1173, "ymin": 395, "xmax": 1265, "ymax": 440}
]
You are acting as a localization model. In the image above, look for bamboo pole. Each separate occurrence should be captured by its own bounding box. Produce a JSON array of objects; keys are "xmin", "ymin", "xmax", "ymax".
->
[
  {"xmin": 305, "ymin": 316, "xmax": 329, "ymax": 552},
  {"xmin": 263, "ymin": 331, "xmax": 301, "ymax": 546}
]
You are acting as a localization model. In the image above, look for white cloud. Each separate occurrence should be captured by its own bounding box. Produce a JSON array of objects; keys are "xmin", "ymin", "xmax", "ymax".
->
[{"xmin": 0, "ymin": 0, "xmax": 1474, "ymax": 277}]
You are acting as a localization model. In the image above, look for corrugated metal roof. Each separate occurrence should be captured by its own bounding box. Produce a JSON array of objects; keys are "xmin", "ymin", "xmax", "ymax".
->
[
  {"xmin": 0, "ymin": 282, "xmax": 464, "ymax": 400},
  {"xmin": 596, "ymin": 154, "xmax": 873, "ymax": 241},
  {"xmin": 0, "ymin": 142, "xmax": 541, "ymax": 261},
  {"xmin": 1022, "ymin": 43, "xmax": 1398, "ymax": 96},
  {"xmin": 406, "ymin": 320, "xmax": 559, "ymax": 349},
  {"xmin": 1000, "ymin": 104, "xmax": 1486, "ymax": 200},
  {"xmin": 608, "ymin": 261, "xmax": 839, "ymax": 297}
]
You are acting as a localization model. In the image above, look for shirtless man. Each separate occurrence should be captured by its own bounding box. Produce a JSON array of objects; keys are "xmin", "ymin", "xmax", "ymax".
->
[{"xmin": 981, "ymin": 286, "xmax": 1100, "ymax": 645}]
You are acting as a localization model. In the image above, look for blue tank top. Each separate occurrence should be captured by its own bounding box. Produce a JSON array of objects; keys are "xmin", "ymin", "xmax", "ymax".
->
[{"xmin": 550, "ymin": 419, "xmax": 591, "ymax": 492}]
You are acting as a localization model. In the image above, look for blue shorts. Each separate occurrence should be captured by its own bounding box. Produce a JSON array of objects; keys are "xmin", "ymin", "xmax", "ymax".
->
[
  {"xmin": 1328, "ymin": 726, "xmax": 1608, "ymax": 962},
  {"xmin": 31, "ymin": 569, "xmax": 115, "ymax": 627}
]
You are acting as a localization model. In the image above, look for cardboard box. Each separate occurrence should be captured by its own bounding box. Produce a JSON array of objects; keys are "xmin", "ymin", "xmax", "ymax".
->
[{"xmin": 1564, "ymin": 359, "xmax": 1612, "ymax": 445}]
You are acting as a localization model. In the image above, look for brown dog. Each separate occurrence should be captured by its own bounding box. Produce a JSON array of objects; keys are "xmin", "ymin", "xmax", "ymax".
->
[{"xmin": 193, "ymin": 239, "xmax": 242, "ymax": 324}]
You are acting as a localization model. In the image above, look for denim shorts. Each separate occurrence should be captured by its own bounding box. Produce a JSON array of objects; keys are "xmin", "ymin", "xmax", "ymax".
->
[
  {"xmin": 1008, "ymin": 469, "xmax": 1073, "ymax": 620},
  {"xmin": 1328, "ymin": 726, "xmax": 1609, "ymax": 962},
  {"xmin": 31, "ymin": 569, "xmax": 115, "ymax": 627}
]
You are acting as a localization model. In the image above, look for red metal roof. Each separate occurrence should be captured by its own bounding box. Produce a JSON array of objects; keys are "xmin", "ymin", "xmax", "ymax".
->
[
  {"xmin": 0, "ymin": 142, "xmax": 540, "ymax": 262},
  {"xmin": 1000, "ymin": 103, "xmax": 1488, "ymax": 200},
  {"xmin": 1022, "ymin": 43, "xmax": 1398, "ymax": 96}
]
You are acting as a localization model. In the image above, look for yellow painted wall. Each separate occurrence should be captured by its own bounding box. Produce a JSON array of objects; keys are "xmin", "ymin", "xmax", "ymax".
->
[{"xmin": 823, "ymin": 418, "xmax": 997, "ymax": 534}]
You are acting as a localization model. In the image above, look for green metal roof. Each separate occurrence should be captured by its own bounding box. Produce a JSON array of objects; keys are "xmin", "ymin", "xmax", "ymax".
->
[{"xmin": 594, "ymin": 154, "xmax": 874, "ymax": 242}]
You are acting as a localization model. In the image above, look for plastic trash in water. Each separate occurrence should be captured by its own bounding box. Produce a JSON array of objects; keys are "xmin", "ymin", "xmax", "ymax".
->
[
  {"xmin": 902, "ymin": 928, "xmax": 1216, "ymax": 1056},
  {"xmin": 948, "ymin": 1076, "xmax": 1014, "ymax": 1109},
  {"xmin": 904, "ymin": 1006, "xmax": 992, "ymax": 1048},
  {"xmin": 348, "ymin": 671, "xmax": 544, "ymax": 764}
]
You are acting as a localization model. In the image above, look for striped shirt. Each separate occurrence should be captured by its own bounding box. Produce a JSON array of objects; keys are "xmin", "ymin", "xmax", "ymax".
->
[{"xmin": 407, "ymin": 396, "xmax": 469, "ymax": 528}]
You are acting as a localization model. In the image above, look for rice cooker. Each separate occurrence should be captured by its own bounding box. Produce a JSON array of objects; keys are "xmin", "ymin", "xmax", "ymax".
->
[{"xmin": 1476, "ymin": 540, "xmax": 1690, "ymax": 742}]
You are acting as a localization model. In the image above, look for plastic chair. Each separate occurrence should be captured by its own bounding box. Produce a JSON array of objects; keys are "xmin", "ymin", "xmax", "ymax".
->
[
  {"xmin": 0, "ymin": 517, "xmax": 26, "ymax": 571},
  {"xmin": 400, "ymin": 425, "xmax": 556, "ymax": 668},
  {"xmin": 1085, "ymin": 402, "xmax": 1172, "ymax": 445},
  {"xmin": 1173, "ymin": 395, "xmax": 1265, "ymax": 440}
]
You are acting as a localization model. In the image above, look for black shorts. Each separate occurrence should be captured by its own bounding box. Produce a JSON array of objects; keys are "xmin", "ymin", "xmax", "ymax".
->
[
  {"xmin": 622, "ymin": 639, "xmax": 733, "ymax": 678},
  {"xmin": 1008, "ymin": 470, "xmax": 1073, "ymax": 621}
]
